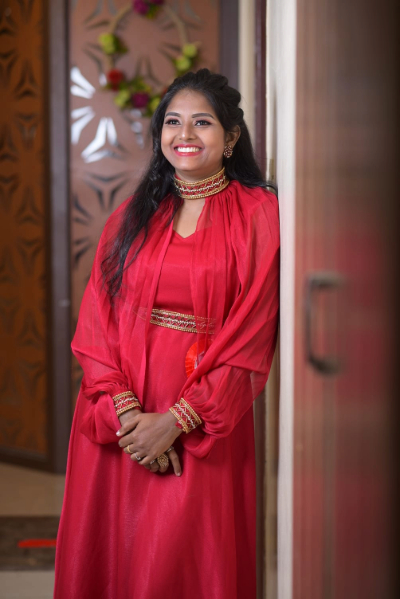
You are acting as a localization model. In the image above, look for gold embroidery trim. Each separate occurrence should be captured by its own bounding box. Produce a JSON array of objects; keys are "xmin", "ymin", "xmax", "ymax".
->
[
  {"xmin": 169, "ymin": 398, "xmax": 202, "ymax": 434},
  {"xmin": 169, "ymin": 406, "xmax": 190, "ymax": 433},
  {"xmin": 112, "ymin": 391, "xmax": 135, "ymax": 402},
  {"xmin": 116, "ymin": 403, "xmax": 141, "ymax": 417},
  {"xmin": 150, "ymin": 308, "xmax": 214, "ymax": 334},
  {"xmin": 112, "ymin": 390, "xmax": 141, "ymax": 416}
]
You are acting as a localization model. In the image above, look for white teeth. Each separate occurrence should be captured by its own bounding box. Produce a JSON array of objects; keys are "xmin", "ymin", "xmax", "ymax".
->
[{"xmin": 175, "ymin": 147, "xmax": 201, "ymax": 153}]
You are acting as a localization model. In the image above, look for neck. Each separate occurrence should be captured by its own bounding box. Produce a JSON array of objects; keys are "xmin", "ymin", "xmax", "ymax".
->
[{"xmin": 174, "ymin": 166, "xmax": 224, "ymax": 184}]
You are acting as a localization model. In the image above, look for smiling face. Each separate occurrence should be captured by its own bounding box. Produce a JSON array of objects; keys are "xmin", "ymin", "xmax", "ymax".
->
[{"xmin": 161, "ymin": 90, "xmax": 237, "ymax": 182}]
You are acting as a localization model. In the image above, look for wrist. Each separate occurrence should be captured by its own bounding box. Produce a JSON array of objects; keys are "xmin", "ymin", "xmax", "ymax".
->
[
  {"xmin": 118, "ymin": 407, "xmax": 141, "ymax": 426},
  {"xmin": 163, "ymin": 410, "xmax": 183, "ymax": 438}
]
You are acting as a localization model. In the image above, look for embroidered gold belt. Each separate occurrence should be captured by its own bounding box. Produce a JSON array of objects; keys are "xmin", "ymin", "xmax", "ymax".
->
[{"xmin": 150, "ymin": 308, "xmax": 214, "ymax": 334}]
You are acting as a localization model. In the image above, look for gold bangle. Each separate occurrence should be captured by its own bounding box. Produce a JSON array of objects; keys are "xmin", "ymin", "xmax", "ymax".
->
[
  {"xmin": 180, "ymin": 398, "xmax": 202, "ymax": 425},
  {"xmin": 114, "ymin": 397, "xmax": 139, "ymax": 409},
  {"xmin": 112, "ymin": 391, "xmax": 136, "ymax": 403},
  {"xmin": 169, "ymin": 406, "xmax": 190, "ymax": 434},
  {"xmin": 169, "ymin": 399, "xmax": 201, "ymax": 433},
  {"xmin": 116, "ymin": 403, "xmax": 141, "ymax": 417}
]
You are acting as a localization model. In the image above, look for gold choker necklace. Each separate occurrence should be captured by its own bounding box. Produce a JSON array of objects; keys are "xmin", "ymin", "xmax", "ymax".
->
[{"xmin": 173, "ymin": 167, "xmax": 229, "ymax": 200}]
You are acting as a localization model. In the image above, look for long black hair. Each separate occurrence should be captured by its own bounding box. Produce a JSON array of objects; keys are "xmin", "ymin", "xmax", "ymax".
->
[{"xmin": 102, "ymin": 68, "xmax": 276, "ymax": 297}]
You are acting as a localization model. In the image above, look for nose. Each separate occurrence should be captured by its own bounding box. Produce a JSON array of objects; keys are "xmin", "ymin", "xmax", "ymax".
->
[{"xmin": 179, "ymin": 122, "xmax": 196, "ymax": 140}]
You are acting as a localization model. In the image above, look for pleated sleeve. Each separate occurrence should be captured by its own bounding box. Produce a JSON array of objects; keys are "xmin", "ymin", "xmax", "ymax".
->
[
  {"xmin": 71, "ymin": 211, "xmax": 137, "ymax": 444},
  {"xmin": 179, "ymin": 192, "xmax": 280, "ymax": 445}
]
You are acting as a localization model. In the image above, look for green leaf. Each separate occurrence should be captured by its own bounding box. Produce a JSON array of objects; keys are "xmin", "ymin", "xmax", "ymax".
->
[{"xmin": 182, "ymin": 43, "xmax": 198, "ymax": 59}]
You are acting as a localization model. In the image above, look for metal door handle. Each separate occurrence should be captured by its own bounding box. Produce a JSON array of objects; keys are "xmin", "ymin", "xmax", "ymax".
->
[{"xmin": 305, "ymin": 271, "xmax": 343, "ymax": 375}]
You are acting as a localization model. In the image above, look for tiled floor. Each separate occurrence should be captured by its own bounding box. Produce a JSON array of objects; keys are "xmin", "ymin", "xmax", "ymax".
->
[{"xmin": 0, "ymin": 463, "xmax": 65, "ymax": 599}]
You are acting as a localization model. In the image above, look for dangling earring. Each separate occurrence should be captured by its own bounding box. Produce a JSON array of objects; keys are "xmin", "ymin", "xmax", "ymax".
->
[{"xmin": 223, "ymin": 144, "xmax": 233, "ymax": 158}]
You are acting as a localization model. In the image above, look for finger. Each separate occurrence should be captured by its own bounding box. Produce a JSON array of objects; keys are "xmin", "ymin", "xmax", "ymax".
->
[
  {"xmin": 130, "ymin": 455, "xmax": 150, "ymax": 470},
  {"xmin": 168, "ymin": 449, "xmax": 182, "ymax": 477},
  {"xmin": 158, "ymin": 461, "xmax": 168, "ymax": 474},
  {"xmin": 123, "ymin": 444, "xmax": 136, "ymax": 456},
  {"xmin": 116, "ymin": 414, "xmax": 141, "ymax": 437},
  {"xmin": 157, "ymin": 453, "xmax": 169, "ymax": 474},
  {"xmin": 117, "ymin": 420, "xmax": 139, "ymax": 440},
  {"xmin": 130, "ymin": 451, "xmax": 145, "ymax": 463},
  {"xmin": 149, "ymin": 460, "xmax": 160, "ymax": 473},
  {"xmin": 118, "ymin": 434, "xmax": 136, "ymax": 449},
  {"xmin": 138, "ymin": 458, "xmax": 154, "ymax": 467},
  {"xmin": 118, "ymin": 427, "xmax": 141, "ymax": 449}
]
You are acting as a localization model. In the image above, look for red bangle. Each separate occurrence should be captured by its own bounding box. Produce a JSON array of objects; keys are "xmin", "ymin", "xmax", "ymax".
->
[
  {"xmin": 116, "ymin": 404, "xmax": 141, "ymax": 417},
  {"xmin": 169, "ymin": 398, "xmax": 201, "ymax": 434},
  {"xmin": 112, "ymin": 391, "xmax": 141, "ymax": 417}
]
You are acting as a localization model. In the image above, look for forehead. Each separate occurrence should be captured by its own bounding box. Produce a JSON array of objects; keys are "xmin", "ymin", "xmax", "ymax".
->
[{"xmin": 165, "ymin": 90, "xmax": 216, "ymax": 116}]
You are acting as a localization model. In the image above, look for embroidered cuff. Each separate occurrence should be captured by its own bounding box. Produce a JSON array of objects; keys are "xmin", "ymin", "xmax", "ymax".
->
[
  {"xmin": 169, "ymin": 398, "xmax": 202, "ymax": 434},
  {"xmin": 112, "ymin": 391, "xmax": 141, "ymax": 417}
]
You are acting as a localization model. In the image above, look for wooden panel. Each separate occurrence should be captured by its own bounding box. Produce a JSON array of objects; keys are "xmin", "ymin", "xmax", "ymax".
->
[
  {"xmin": 293, "ymin": 2, "xmax": 330, "ymax": 595},
  {"xmin": 0, "ymin": 0, "xmax": 49, "ymax": 461},
  {"xmin": 47, "ymin": 0, "xmax": 72, "ymax": 473},
  {"xmin": 69, "ymin": 0, "xmax": 221, "ymax": 399},
  {"xmin": 293, "ymin": 0, "xmax": 399, "ymax": 597},
  {"xmin": 330, "ymin": 2, "xmax": 399, "ymax": 595},
  {"xmin": 219, "ymin": 0, "xmax": 238, "ymax": 90}
]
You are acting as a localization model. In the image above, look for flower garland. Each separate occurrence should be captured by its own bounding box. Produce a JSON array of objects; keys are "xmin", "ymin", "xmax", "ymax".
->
[{"xmin": 98, "ymin": 1, "xmax": 200, "ymax": 116}]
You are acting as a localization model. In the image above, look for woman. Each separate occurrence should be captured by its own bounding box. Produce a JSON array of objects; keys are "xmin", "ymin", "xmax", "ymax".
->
[{"xmin": 54, "ymin": 68, "xmax": 280, "ymax": 599}]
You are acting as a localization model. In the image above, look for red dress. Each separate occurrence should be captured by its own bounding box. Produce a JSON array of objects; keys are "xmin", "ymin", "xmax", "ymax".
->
[{"xmin": 54, "ymin": 182, "xmax": 280, "ymax": 599}]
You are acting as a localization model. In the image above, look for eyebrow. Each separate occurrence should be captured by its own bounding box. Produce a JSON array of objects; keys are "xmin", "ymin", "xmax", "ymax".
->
[{"xmin": 165, "ymin": 112, "xmax": 216, "ymax": 120}]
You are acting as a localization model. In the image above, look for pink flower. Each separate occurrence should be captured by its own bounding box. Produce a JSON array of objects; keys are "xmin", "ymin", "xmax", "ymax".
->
[
  {"xmin": 132, "ymin": 92, "xmax": 150, "ymax": 108},
  {"xmin": 133, "ymin": 0, "xmax": 149, "ymax": 15}
]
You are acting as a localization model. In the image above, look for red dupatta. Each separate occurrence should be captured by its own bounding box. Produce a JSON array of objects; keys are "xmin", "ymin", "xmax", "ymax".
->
[{"xmin": 72, "ymin": 180, "xmax": 280, "ymax": 458}]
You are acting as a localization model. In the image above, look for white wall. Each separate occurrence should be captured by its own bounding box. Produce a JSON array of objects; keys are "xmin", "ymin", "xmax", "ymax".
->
[
  {"xmin": 266, "ymin": 1, "xmax": 297, "ymax": 598},
  {"xmin": 237, "ymin": 1, "xmax": 297, "ymax": 595},
  {"xmin": 238, "ymin": 0, "xmax": 255, "ymax": 140}
]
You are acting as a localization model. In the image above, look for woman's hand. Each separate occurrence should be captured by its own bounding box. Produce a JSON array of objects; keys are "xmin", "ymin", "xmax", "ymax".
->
[
  {"xmin": 118, "ymin": 409, "xmax": 159, "ymax": 473},
  {"xmin": 117, "ymin": 409, "xmax": 161, "ymax": 473},
  {"xmin": 118, "ymin": 407, "xmax": 142, "ymax": 429},
  {"xmin": 117, "ymin": 411, "xmax": 183, "ymax": 476}
]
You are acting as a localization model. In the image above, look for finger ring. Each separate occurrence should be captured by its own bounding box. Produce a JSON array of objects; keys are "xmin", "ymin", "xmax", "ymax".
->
[
  {"xmin": 150, "ymin": 459, "xmax": 156, "ymax": 465},
  {"xmin": 135, "ymin": 453, "xmax": 142, "ymax": 461},
  {"xmin": 157, "ymin": 453, "xmax": 169, "ymax": 469},
  {"xmin": 166, "ymin": 446, "xmax": 174, "ymax": 453},
  {"xmin": 126, "ymin": 445, "xmax": 134, "ymax": 455}
]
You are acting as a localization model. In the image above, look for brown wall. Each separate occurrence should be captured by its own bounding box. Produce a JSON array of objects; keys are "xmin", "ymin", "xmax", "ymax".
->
[
  {"xmin": 0, "ymin": 0, "xmax": 231, "ymax": 470},
  {"xmin": 0, "ymin": 0, "xmax": 49, "ymax": 461},
  {"xmin": 69, "ymin": 0, "xmax": 220, "ymax": 398}
]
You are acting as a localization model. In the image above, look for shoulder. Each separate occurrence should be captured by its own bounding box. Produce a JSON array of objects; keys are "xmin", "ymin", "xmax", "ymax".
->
[
  {"xmin": 224, "ymin": 183, "xmax": 279, "ymax": 281},
  {"xmin": 90, "ymin": 196, "xmax": 134, "ymax": 267},
  {"xmin": 106, "ymin": 195, "xmax": 133, "ymax": 227},
  {"xmin": 100, "ymin": 196, "xmax": 133, "ymax": 240},
  {"xmin": 228, "ymin": 180, "xmax": 278, "ymax": 217},
  {"xmin": 102, "ymin": 193, "xmax": 171, "ymax": 238},
  {"xmin": 227, "ymin": 181, "xmax": 279, "ymax": 232}
]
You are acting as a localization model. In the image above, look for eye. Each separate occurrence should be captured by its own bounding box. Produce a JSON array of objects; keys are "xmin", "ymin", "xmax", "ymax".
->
[
  {"xmin": 194, "ymin": 120, "xmax": 211, "ymax": 126},
  {"xmin": 164, "ymin": 118, "xmax": 180, "ymax": 125}
]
